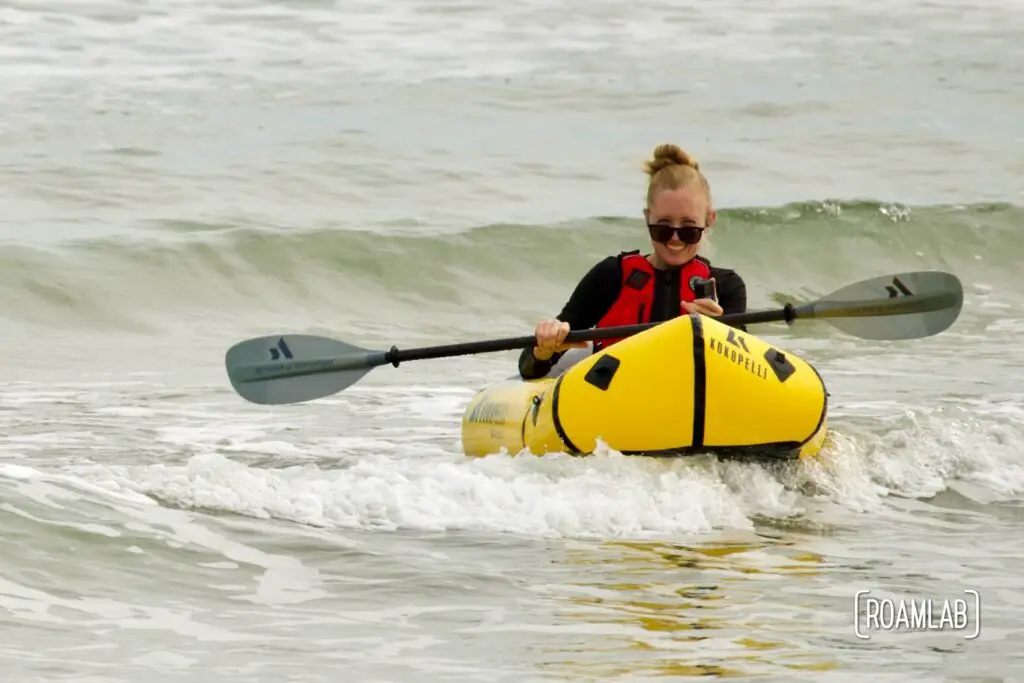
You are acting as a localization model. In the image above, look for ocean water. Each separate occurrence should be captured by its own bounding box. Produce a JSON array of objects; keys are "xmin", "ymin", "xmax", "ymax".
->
[{"xmin": 2, "ymin": 0, "xmax": 1024, "ymax": 680}]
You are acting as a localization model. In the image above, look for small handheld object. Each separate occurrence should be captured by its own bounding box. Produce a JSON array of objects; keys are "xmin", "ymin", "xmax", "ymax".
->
[{"xmin": 690, "ymin": 276, "xmax": 718, "ymax": 302}]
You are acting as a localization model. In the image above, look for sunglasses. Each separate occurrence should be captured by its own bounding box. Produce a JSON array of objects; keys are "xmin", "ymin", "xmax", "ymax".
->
[{"xmin": 647, "ymin": 223, "xmax": 706, "ymax": 245}]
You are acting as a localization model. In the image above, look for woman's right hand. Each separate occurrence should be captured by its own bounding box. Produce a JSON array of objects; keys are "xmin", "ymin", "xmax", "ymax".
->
[{"xmin": 533, "ymin": 319, "xmax": 588, "ymax": 360}]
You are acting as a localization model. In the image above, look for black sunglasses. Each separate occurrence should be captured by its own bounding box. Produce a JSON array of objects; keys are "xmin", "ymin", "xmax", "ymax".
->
[{"xmin": 647, "ymin": 223, "xmax": 706, "ymax": 245}]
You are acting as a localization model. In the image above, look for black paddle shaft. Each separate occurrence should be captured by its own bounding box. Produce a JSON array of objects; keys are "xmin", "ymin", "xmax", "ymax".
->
[
  {"xmin": 225, "ymin": 270, "xmax": 963, "ymax": 405},
  {"xmin": 379, "ymin": 306, "xmax": 797, "ymax": 367},
  {"xmin": 378, "ymin": 284, "xmax": 957, "ymax": 368}
]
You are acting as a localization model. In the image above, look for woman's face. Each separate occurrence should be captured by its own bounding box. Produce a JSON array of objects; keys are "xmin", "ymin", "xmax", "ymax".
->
[{"xmin": 644, "ymin": 187, "xmax": 716, "ymax": 267}]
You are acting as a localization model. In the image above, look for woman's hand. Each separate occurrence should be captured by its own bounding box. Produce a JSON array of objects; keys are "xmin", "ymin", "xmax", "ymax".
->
[
  {"xmin": 533, "ymin": 319, "xmax": 588, "ymax": 360},
  {"xmin": 681, "ymin": 298, "xmax": 724, "ymax": 316}
]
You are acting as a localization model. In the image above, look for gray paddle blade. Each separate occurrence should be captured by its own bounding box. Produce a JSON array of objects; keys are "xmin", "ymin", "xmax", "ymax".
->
[
  {"xmin": 225, "ymin": 334, "xmax": 385, "ymax": 405},
  {"xmin": 809, "ymin": 271, "xmax": 964, "ymax": 341}
]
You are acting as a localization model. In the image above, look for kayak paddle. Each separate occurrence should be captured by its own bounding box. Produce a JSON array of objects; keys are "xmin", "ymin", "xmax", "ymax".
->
[{"xmin": 225, "ymin": 270, "xmax": 963, "ymax": 405}]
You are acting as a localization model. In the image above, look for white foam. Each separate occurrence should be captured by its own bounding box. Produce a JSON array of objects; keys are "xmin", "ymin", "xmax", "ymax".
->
[
  {"xmin": 4, "ymin": 378, "xmax": 1018, "ymax": 544},
  {"xmin": 0, "ymin": 463, "xmax": 39, "ymax": 480},
  {"xmin": 0, "ymin": 463, "xmax": 160, "ymax": 508},
  {"xmin": 63, "ymin": 445, "xmax": 805, "ymax": 539},
  {"xmin": 784, "ymin": 400, "xmax": 1024, "ymax": 518},
  {"xmin": 4, "ymin": 360, "xmax": 1023, "ymax": 547}
]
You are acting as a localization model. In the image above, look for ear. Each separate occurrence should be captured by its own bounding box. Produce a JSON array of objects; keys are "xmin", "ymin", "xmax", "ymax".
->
[
  {"xmin": 643, "ymin": 207, "xmax": 650, "ymax": 222},
  {"xmin": 707, "ymin": 209, "xmax": 717, "ymax": 228}
]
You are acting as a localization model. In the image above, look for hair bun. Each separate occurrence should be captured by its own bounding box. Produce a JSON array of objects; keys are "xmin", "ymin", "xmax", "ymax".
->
[{"xmin": 644, "ymin": 143, "xmax": 699, "ymax": 177}]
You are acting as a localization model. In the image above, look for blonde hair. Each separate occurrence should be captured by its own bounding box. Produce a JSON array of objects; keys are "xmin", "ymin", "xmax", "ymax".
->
[{"xmin": 643, "ymin": 143, "xmax": 711, "ymax": 209}]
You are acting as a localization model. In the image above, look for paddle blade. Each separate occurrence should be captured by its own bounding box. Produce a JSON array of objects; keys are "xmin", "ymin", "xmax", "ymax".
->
[
  {"xmin": 225, "ymin": 334, "xmax": 383, "ymax": 405},
  {"xmin": 809, "ymin": 270, "xmax": 964, "ymax": 340}
]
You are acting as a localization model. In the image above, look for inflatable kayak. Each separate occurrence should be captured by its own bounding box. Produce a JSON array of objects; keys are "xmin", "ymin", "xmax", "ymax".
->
[{"xmin": 460, "ymin": 313, "xmax": 829, "ymax": 460}]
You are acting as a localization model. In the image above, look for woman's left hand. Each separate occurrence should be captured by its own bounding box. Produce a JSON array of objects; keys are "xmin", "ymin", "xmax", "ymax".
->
[{"xmin": 681, "ymin": 298, "xmax": 724, "ymax": 317}]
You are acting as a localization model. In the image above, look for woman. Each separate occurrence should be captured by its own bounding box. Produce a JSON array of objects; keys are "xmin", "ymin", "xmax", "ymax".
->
[{"xmin": 518, "ymin": 142, "xmax": 747, "ymax": 380}]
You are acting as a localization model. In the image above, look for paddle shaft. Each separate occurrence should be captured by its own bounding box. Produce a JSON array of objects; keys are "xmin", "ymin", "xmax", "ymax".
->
[
  {"xmin": 224, "ymin": 269, "xmax": 964, "ymax": 404},
  {"xmin": 384, "ymin": 307, "xmax": 791, "ymax": 366},
  {"xmin": 234, "ymin": 312, "xmax": 771, "ymax": 384},
  {"xmin": 384, "ymin": 289, "xmax": 958, "ymax": 366},
  {"xmin": 239, "ymin": 290, "xmax": 958, "ymax": 385}
]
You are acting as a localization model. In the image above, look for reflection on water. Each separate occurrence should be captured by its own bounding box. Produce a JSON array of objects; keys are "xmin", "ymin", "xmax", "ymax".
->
[{"xmin": 537, "ymin": 533, "xmax": 840, "ymax": 679}]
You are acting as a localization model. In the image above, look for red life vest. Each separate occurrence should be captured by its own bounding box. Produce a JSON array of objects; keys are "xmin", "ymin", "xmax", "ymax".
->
[{"xmin": 592, "ymin": 251, "xmax": 711, "ymax": 352}]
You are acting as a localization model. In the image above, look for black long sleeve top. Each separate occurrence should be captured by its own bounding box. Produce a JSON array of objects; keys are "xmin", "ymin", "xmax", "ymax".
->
[{"xmin": 518, "ymin": 255, "xmax": 747, "ymax": 379}]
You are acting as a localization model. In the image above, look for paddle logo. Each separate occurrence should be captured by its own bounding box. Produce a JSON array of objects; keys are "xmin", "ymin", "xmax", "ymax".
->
[
  {"xmin": 886, "ymin": 277, "xmax": 913, "ymax": 298},
  {"xmin": 269, "ymin": 337, "xmax": 293, "ymax": 360}
]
